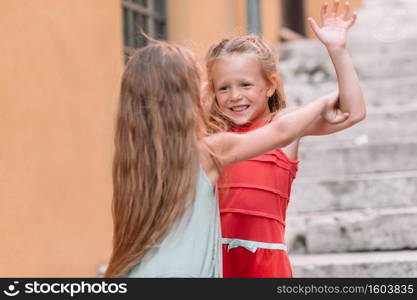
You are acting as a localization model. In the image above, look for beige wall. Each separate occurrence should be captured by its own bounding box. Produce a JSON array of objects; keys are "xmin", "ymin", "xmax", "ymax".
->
[
  {"xmin": 167, "ymin": 0, "xmax": 284, "ymax": 73},
  {"xmin": 261, "ymin": 0, "xmax": 282, "ymax": 43},
  {"xmin": 0, "ymin": 0, "xmax": 361, "ymax": 277},
  {"xmin": 167, "ymin": 0, "xmax": 247, "ymax": 66},
  {"xmin": 0, "ymin": 0, "xmax": 123, "ymax": 276}
]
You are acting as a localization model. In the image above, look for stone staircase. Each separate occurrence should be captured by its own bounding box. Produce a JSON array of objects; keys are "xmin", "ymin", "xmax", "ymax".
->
[{"xmin": 279, "ymin": 0, "xmax": 417, "ymax": 277}]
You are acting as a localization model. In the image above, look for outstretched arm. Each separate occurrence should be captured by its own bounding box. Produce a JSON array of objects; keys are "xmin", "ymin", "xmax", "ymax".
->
[
  {"xmin": 306, "ymin": 0, "xmax": 366, "ymax": 135},
  {"xmin": 205, "ymin": 94, "xmax": 340, "ymax": 167}
]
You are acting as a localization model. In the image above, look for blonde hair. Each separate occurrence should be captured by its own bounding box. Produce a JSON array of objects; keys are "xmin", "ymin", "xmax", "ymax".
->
[
  {"xmin": 105, "ymin": 42, "xmax": 212, "ymax": 277},
  {"xmin": 205, "ymin": 34, "xmax": 286, "ymax": 132}
]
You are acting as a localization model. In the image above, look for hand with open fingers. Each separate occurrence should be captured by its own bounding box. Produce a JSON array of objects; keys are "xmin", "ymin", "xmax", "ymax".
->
[
  {"xmin": 307, "ymin": 0, "xmax": 357, "ymax": 50},
  {"xmin": 321, "ymin": 89, "xmax": 350, "ymax": 124}
]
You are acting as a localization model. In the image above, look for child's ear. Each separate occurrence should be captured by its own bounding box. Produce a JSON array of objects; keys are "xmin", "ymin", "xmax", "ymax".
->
[{"xmin": 266, "ymin": 74, "xmax": 278, "ymax": 98}]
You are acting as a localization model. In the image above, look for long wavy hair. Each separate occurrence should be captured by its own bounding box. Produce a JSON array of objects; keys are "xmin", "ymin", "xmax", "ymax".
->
[
  {"xmin": 205, "ymin": 34, "xmax": 287, "ymax": 132},
  {"xmin": 105, "ymin": 42, "xmax": 212, "ymax": 277}
]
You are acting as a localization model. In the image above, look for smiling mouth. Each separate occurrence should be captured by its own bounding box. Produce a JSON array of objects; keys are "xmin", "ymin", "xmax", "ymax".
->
[{"xmin": 230, "ymin": 105, "xmax": 250, "ymax": 112}]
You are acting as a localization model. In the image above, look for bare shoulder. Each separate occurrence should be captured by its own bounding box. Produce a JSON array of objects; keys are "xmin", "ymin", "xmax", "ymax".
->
[
  {"xmin": 199, "ymin": 151, "xmax": 219, "ymax": 186},
  {"xmin": 199, "ymin": 134, "xmax": 232, "ymax": 185}
]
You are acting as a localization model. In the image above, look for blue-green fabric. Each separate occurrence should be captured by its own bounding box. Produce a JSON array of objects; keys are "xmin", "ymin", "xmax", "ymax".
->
[{"xmin": 126, "ymin": 167, "xmax": 222, "ymax": 278}]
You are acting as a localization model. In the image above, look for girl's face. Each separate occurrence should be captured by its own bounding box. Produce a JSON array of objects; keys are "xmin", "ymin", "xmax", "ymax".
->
[{"xmin": 211, "ymin": 54, "xmax": 274, "ymax": 126}]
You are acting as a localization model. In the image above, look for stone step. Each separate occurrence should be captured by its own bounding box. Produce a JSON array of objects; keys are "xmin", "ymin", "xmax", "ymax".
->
[
  {"xmin": 288, "ymin": 170, "xmax": 417, "ymax": 213},
  {"xmin": 280, "ymin": 39, "xmax": 417, "ymax": 85},
  {"xmin": 279, "ymin": 0, "xmax": 417, "ymax": 86},
  {"xmin": 279, "ymin": 36, "xmax": 417, "ymax": 71},
  {"xmin": 290, "ymin": 250, "xmax": 417, "ymax": 277},
  {"xmin": 285, "ymin": 206, "xmax": 417, "ymax": 254},
  {"xmin": 283, "ymin": 76, "xmax": 417, "ymax": 109},
  {"xmin": 352, "ymin": 52, "xmax": 417, "ymax": 81},
  {"xmin": 349, "ymin": 0, "xmax": 417, "ymax": 54},
  {"xmin": 349, "ymin": 26, "xmax": 417, "ymax": 80},
  {"xmin": 297, "ymin": 137, "xmax": 417, "ymax": 178},
  {"xmin": 360, "ymin": 77, "xmax": 417, "ymax": 108},
  {"xmin": 300, "ymin": 104, "xmax": 417, "ymax": 147}
]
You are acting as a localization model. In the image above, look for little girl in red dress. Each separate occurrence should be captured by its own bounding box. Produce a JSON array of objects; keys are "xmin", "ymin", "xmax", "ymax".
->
[
  {"xmin": 205, "ymin": 1, "xmax": 365, "ymax": 277},
  {"xmin": 218, "ymin": 120, "xmax": 298, "ymax": 277}
]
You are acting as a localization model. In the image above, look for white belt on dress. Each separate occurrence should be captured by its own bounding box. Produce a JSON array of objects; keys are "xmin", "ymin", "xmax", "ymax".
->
[{"xmin": 221, "ymin": 238, "xmax": 287, "ymax": 253}]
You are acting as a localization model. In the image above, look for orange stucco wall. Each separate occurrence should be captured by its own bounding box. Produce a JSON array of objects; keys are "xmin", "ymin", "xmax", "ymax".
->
[
  {"xmin": 167, "ymin": 0, "xmax": 247, "ymax": 66},
  {"xmin": 167, "ymin": 0, "xmax": 283, "ymax": 74},
  {"xmin": 261, "ymin": 0, "xmax": 282, "ymax": 43},
  {"xmin": 0, "ymin": 0, "xmax": 123, "ymax": 276},
  {"xmin": 0, "ymin": 0, "xmax": 362, "ymax": 277}
]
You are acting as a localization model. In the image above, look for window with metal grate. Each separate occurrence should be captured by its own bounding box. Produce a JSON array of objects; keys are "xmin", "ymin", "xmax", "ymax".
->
[{"xmin": 122, "ymin": 0, "xmax": 166, "ymax": 62}]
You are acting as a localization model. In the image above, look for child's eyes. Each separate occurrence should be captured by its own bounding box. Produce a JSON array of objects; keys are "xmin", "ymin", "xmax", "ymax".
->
[{"xmin": 217, "ymin": 83, "xmax": 252, "ymax": 92}]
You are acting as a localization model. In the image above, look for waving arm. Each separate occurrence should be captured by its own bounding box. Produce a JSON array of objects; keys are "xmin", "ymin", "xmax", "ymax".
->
[{"xmin": 306, "ymin": 0, "xmax": 366, "ymax": 135}]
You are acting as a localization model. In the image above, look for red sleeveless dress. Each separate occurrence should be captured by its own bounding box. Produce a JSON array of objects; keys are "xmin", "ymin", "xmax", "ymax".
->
[{"xmin": 217, "ymin": 120, "xmax": 299, "ymax": 278}]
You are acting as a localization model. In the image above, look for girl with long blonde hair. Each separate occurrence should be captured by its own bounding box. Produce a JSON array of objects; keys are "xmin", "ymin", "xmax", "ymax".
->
[
  {"xmin": 104, "ymin": 41, "xmax": 347, "ymax": 278},
  {"xmin": 205, "ymin": 1, "xmax": 365, "ymax": 278}
]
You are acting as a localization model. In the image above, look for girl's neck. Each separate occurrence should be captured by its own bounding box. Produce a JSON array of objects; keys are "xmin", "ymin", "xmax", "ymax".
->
[{"xmin": 230, "ymin": 116, "xmax": 269, "ymax": 133}]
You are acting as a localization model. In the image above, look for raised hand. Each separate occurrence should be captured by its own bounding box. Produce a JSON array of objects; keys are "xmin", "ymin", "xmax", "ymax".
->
[
  {"xmin": 321, "ymin": 89, "xmax": 350, "ymax": 124},
  {"xmin": 308, "ymin": 0, "xmax": 357, "ymax": 50}
]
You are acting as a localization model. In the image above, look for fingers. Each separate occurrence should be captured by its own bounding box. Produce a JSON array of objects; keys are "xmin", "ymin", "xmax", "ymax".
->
[
  {"xmin": 339, "ymin": 111, "xmax": 350, "ymax": 122},
  {"xmin": 347, "ymin": 11, "xmax": 357, "ymax": 28},
  {"xmin": 320, "ymin": 2, "xmax": 328, "ymax": 24},
  {"xmin": 331, "ymin": 0, "xmax": 340, "ymax": 17},
  {"xmin": 342, "ymin": 1, "xmax": 350, "ymax": 20},
  {"xmin": 330, "ymin": 88, "xmax": 339, "ymax": 97},
  {"xmin": 307, "ymin": 17, "xmax": 321, "ymax": 36},
  {"xmin": 327, "ymin": 89, "xmax": 340, "ymax": 102},
  {"xmin": 331, "ymin": 110, "xmax": 350, "ymax": 124},
  {"xmin": 335, "ymin": 113, "xmax": 349, "ymax": 123}
]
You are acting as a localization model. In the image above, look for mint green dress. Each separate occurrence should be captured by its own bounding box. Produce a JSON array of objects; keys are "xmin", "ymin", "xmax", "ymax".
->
[{"xmin": 126, "ymin": 167, "xmax": 222, "ymax": 278}]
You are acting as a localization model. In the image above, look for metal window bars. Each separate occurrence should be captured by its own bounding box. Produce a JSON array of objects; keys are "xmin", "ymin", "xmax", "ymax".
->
[{"xmin": 122, "ymin": 0, "xmax": 166, "ymax": 61}]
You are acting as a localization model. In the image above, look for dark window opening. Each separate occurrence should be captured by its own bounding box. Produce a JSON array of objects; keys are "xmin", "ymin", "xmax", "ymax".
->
[
  {"xmin": 282, "ymin": 0, "xmax": 306, "ymax": 37},
  {"xmin": 122, "ymin": 0, "xmax": 166, "ymax": 62}
]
